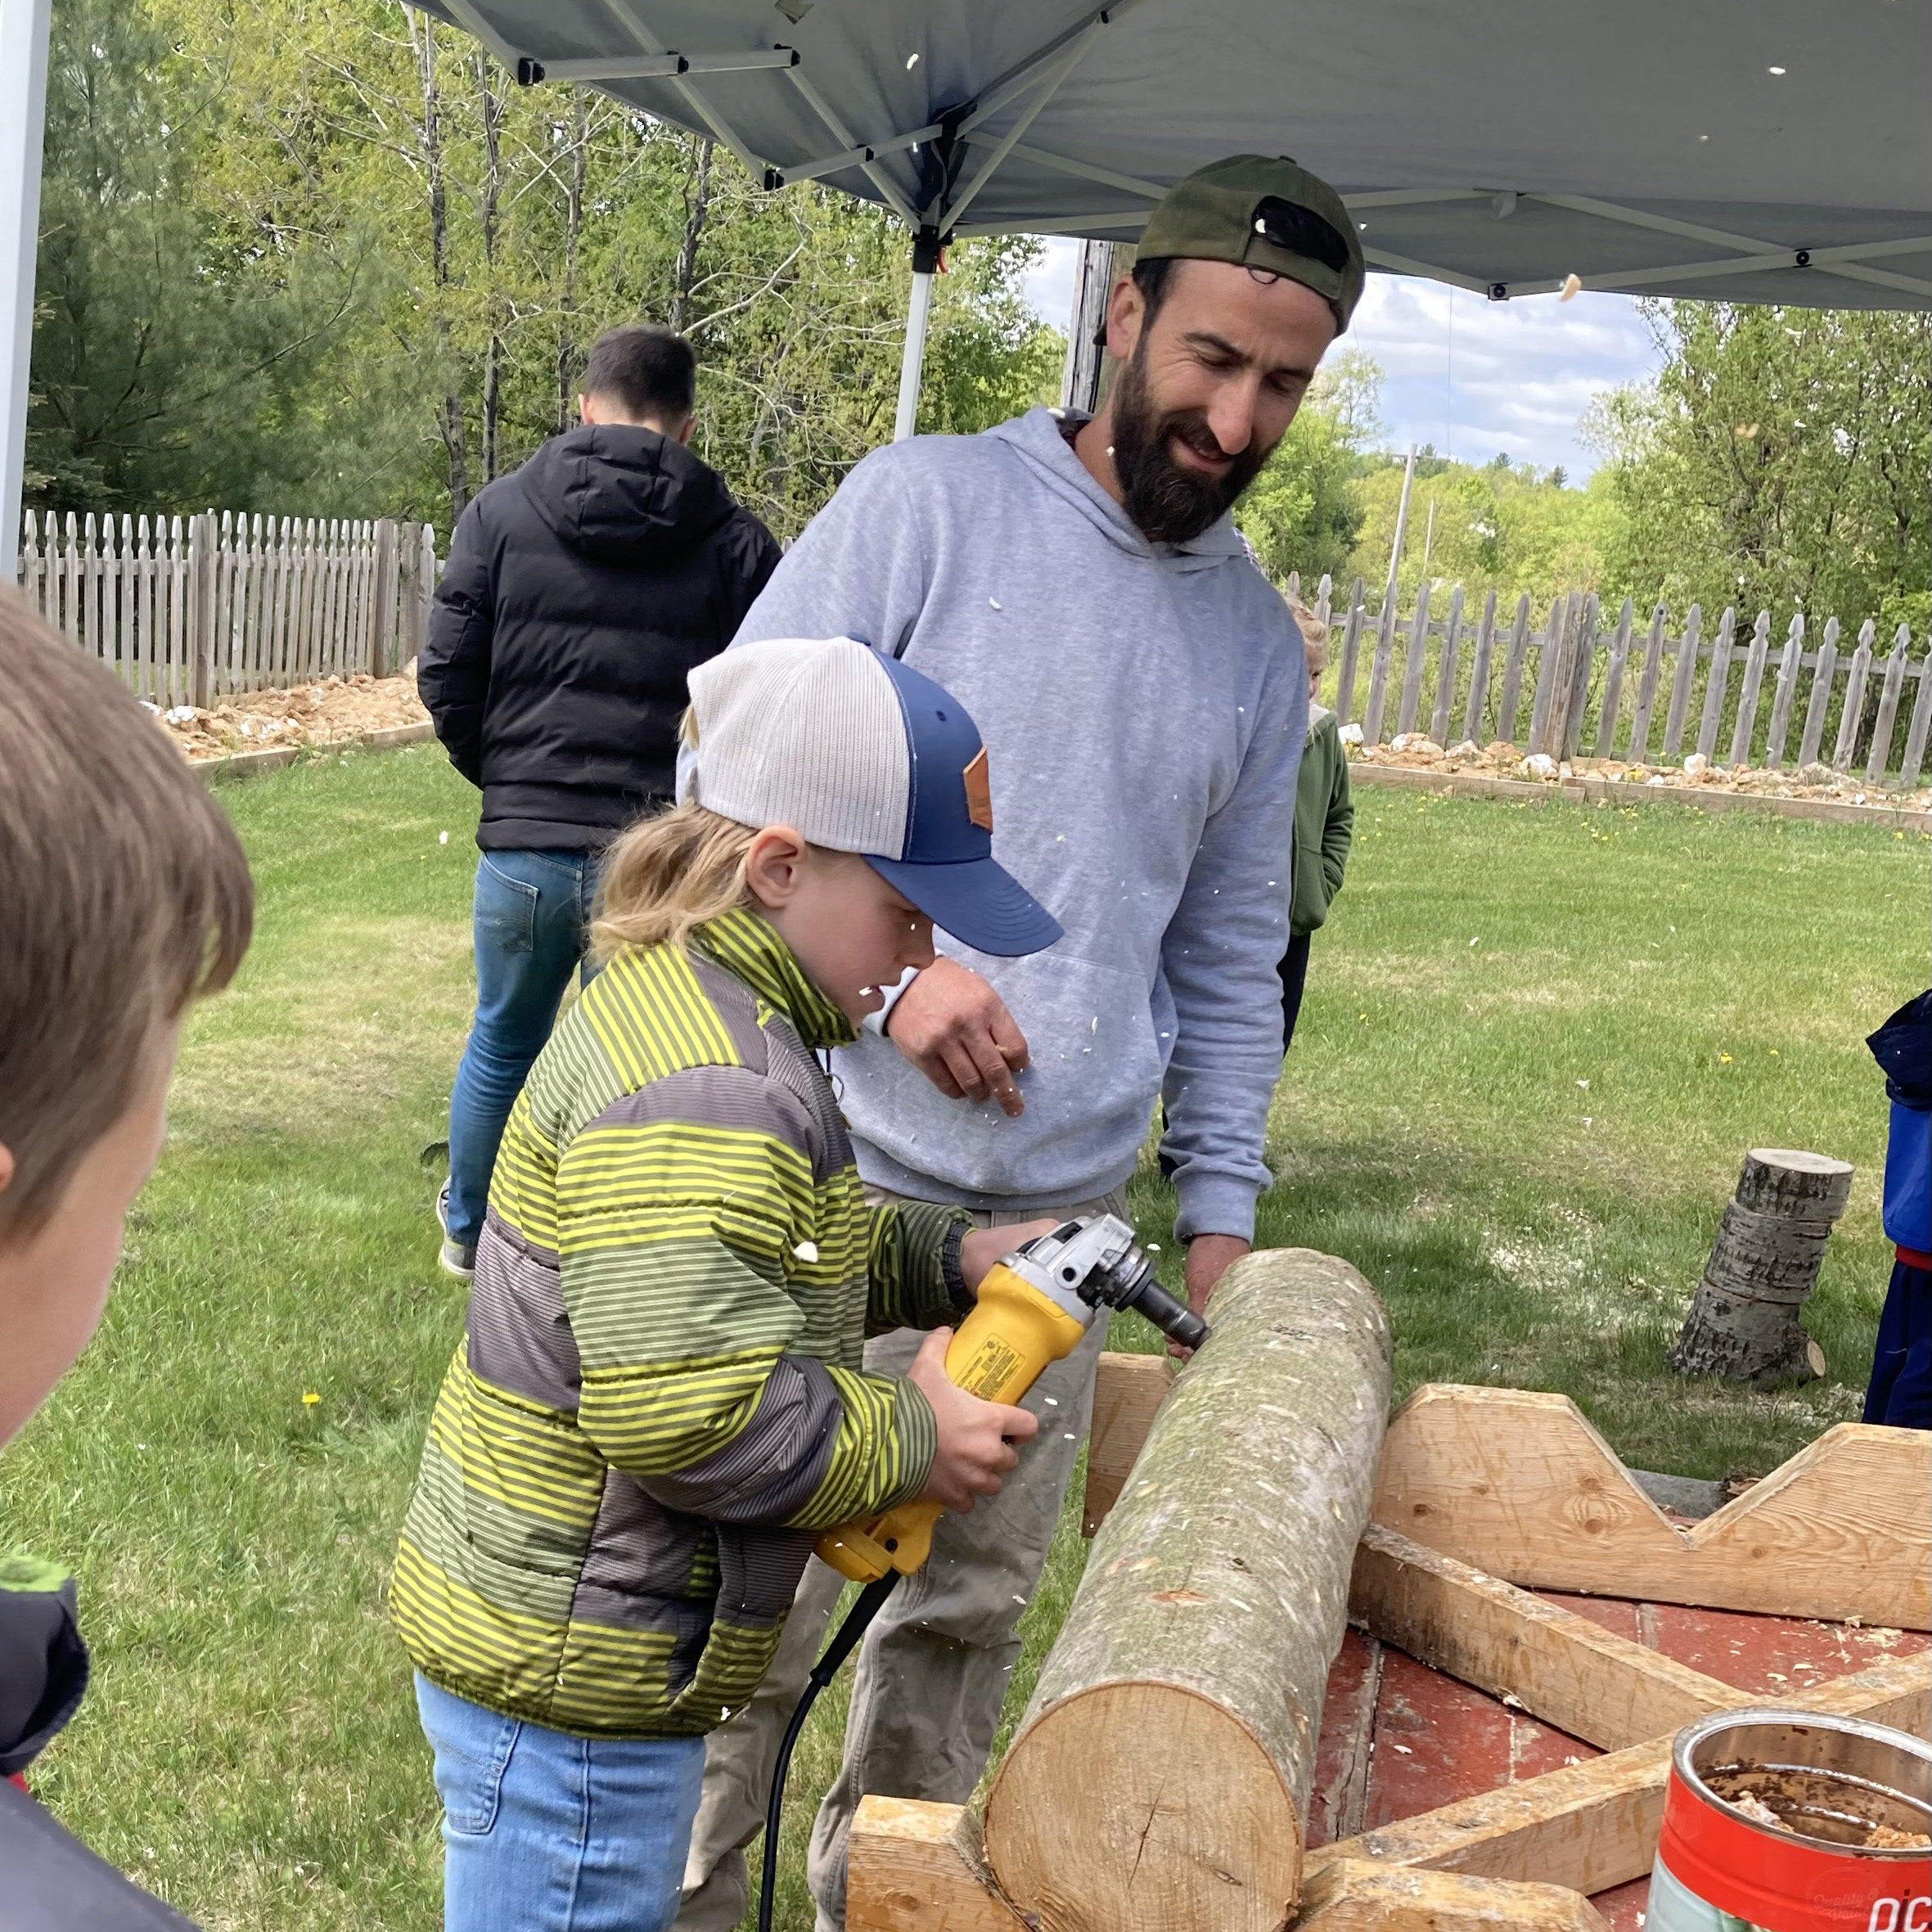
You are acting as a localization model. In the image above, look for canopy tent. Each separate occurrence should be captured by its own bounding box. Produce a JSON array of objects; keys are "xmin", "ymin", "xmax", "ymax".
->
[{"xmin": 6, "ymin": 0, "xmax": 1930, "ymax": 540}]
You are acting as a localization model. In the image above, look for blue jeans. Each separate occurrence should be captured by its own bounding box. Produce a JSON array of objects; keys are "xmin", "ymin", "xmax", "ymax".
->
[
  {"xmin": 416, "ymin": 1673, "xmax": 705, "ymax": 1932},
  {"xmin": 446, "ymin": 849, "xmax": 602, "ymax": 1248}
]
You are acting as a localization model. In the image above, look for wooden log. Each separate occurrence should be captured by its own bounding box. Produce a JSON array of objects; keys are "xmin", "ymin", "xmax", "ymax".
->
[
  {"xmin": 849, "ymin": 1799, "xmax": 1028, "ymax": 1932},
  {"xmin": 1308, "ymin": 1651, "xmax": 1930, "ymax": 1897},
  {"xmin": 1295, "ymin": 1859, "xmax": 1610, "ymax": 1932},
  {"xmin": 983, "ymin": 1250, "xmax": 1393, "ymax": 1932},
  {"xmin": 1349, "ymin": 1527, "xmax": 1739, "ymax": 1752},
  {"xmin": 1082, "ymin": 1351, "xmax": 1174, "ymax": 1536},
  {"xmin": 1371, "ymin": 1385, "xmax": 1932, "ymax": 1628},
  {"xmin": 1671, "ymin": 1148, "xmax": 1852, "ymax": 1384},
  {"xmin": 1731, "ymin": 1145, "xmax": 1855, "ymax": 1217}
]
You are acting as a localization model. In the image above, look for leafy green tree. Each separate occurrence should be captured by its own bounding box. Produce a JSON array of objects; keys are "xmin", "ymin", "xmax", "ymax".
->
[
  {"xmin": 1587, "ymin": 300, "xmax": 1931, "ymax": 632},
  {"xmin": 25, "ymin": 0, "xmax": 373, "ymax": 513},
  {"xmin": 1235, "ymin": 348, "xmax": 1381, "ymax": 584},
  {"xmin": 27, "ymin": 0, "xmax": 1064, "ymax": 540}
]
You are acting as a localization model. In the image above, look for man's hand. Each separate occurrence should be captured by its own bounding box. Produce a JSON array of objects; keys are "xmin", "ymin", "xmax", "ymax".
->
[
  {"xmin": 958, "ymin": 1219, "xmax": 1061, "ymax": 1294},
  {"xmin": 907, "ymin": 1326, "xmax": 1041, "ymax": 1512},
  {"xmin": 885, "ymin": 958, "xmax": 1031, "ymax": 1118},
  {"xmin": 1169, "ymin": 1233, "xmax": 1250, "ymax": 1359}
]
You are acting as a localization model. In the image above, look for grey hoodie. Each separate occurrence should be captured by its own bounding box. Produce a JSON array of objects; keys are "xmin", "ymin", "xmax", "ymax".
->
[{"xmin": 734, "ymin": 407, "xmax": 1306, "ymax": 1241}]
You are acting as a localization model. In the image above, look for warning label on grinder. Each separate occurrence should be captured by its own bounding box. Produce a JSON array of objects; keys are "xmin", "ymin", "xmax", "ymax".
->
[{"xmin": 960, "ymin": 1335, "xmax": 1024, "ymax": 1399}]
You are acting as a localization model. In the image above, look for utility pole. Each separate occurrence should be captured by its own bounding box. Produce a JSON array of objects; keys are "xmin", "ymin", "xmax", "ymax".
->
[{"xmin": 1061, "ymin": 239, "xmax": 1131, "ymax": 416}]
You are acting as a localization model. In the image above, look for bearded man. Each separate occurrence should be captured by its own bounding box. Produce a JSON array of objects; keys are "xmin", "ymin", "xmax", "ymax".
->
[{"xmin": 677, "ymin": 155, "xmax": 1365, "ymax": 1932}]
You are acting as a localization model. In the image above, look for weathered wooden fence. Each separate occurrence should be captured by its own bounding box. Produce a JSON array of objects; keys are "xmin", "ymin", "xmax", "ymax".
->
[
  {"xmin": 14, "ymin": 510, "xmax": 441, "ymax": 707},
  {"xmin": 1285, "ymin": 572, "xmax": 1932, "ymax": 788}
]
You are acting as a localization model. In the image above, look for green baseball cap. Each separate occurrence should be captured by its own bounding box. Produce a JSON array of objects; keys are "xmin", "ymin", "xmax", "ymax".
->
[{"xmin": 1137, "ymin": 155, "xmax": 1365, "ymax": 334}]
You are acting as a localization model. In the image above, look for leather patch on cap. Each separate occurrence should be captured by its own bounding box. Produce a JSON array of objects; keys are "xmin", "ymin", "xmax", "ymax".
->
[{"xmin": 963, "ymin": 747, "xmax": 993, "ymax": 831}]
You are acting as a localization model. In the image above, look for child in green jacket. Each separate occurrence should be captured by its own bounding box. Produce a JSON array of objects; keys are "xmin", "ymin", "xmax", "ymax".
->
[
  {"xmin": 394, "ymin": 636, "xmax": 1065, "ymax": 1932},
  {"xmin": 1281, "ymin": 598, "xmax": 1353, "ymax": 1053}
]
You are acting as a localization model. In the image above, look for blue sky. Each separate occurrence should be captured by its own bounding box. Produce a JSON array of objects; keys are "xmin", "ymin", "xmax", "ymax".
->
[{"xmin": 1020, "ymin": 239, "xmax": 1666, "ymax": 481}]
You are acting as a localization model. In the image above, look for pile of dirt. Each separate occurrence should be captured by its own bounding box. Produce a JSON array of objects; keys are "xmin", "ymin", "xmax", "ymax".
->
[
  {"xmin": 1344, "ymin": 730, "xmax": 1931, "ymax": 811},
  {"xmin": 150, "ymin": 668, "xmax": 429, "ymax": 763}
]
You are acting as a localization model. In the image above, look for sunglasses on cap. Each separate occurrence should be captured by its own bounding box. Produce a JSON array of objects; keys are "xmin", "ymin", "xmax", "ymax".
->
[{"xmin": 1250, "ymin": 196, "xmax": 1353, "ymax": 272}]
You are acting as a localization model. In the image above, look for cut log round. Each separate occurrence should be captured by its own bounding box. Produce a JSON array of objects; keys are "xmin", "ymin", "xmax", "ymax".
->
[
  {"xmin": 1672, "ymin": 1148, "xmax": 1851, "ymax": 1384},
  {"xmin": 982, "ymin": 1250, "xmax": 1392, "ymax": 1932},
  {"xmin": 1732, "ymin": 1147, "xmax": 1854, "ymax": 1219}
]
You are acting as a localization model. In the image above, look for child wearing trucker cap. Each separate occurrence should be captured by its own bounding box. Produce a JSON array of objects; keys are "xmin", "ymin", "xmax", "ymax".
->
[{"xmin": 393, "ymin": 635, "xmax": 1065, "ymax": 1932}]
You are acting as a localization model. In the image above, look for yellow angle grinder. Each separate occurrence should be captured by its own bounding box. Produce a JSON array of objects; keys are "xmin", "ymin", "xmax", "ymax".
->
[
  {"xmin": 757, "ymin": 1214, "xmax": 1210, "ymax": 1932},
  {"xmin": 815, "ymin": 1214, "xmax": 1209, "ymax": 1583}
]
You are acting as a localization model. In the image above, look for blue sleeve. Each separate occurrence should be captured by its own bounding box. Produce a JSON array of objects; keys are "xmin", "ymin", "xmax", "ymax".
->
[
  {"xmin": 732, "ymin": 444, "xmax": 933, "ymax": 655},
  {"xmin": 1158, "ymin": 621, "xmax": 1308, "ymax": 1242}
]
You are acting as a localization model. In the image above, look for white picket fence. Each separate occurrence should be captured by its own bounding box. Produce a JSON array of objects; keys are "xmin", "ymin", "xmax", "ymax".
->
[
  {"xmin": 14, "ymin": 510, "xmax": 441, "ymax": 708},
  {"xmin": 1287, "ymin": 572, "xmax": 1932, "ymax": 788}
]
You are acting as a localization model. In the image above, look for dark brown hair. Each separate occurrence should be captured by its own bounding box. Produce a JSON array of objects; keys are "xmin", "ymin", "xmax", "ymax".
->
[
  {"xmin": 581, "ymin": 323, "xmax": 697, "ymax": 422},
  {"xmin": 0, "ymin": 591, "xmax": 253, "ymax": 1240}
]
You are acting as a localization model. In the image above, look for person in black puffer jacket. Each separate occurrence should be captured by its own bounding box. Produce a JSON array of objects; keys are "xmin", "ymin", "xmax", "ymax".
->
[{"xmin": 418, "ymin": 323, "xmax": 780, "ymax": 1277}]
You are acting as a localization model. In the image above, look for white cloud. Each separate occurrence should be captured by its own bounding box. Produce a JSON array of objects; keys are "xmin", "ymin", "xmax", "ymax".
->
[{"xmin": 1019, "ymin": 242, "xmax": 1663, "ymax": 480}]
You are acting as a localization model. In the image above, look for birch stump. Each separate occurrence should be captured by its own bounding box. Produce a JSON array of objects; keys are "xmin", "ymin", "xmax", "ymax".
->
[
  {"xmin": 1671, "ymin": 1149, "xmax": 1853, "ymax": 1384},
  {"xmin": 981, "ymin": 1250, "xmax": 1392, "ymax": 1932}
]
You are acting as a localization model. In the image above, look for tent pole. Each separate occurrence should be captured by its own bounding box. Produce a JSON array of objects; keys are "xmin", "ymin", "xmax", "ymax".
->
[
  {"xmin": 0, "ymin": 0, "xmax": 52, "ymax": 565},
  {"xmin": 893, "ymin": 228, "xmax": 943, "ymax": 444}
]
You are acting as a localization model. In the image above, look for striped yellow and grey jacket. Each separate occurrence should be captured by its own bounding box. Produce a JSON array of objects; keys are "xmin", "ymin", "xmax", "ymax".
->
[{"xmin": 393, "ymin": 907, "xmax": 969, "ymax": 1739}]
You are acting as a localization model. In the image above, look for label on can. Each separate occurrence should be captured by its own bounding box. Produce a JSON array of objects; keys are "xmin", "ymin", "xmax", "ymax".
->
[
  {"xmin": 1654, "ymin": 1768, "xmax": 1932, "ymax": 1932},
  {"xmin": 1651, "ymin": 1853, "xmax": 1932, "ymax": 1932}
]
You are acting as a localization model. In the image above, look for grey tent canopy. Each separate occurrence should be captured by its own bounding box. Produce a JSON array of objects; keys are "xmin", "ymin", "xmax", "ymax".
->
[
  {"xmin": 6, "ymin": 0, "xmax": 1930, "ymax": 547},
  {"xmin": 422, "ymin": 0, "xmax": 1932, "ymax": 310}
]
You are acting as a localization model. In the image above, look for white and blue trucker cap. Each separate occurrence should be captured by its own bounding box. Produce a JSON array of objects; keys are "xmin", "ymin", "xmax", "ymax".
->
[{"xmin": 682, "ymin": 637, "xmax": 1063, "ymax": 958}]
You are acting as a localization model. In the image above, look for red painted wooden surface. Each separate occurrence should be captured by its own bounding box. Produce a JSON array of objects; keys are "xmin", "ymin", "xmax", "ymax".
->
[{"xmin": 1307, "ymin": 1592, "xmax": 1930, "ymax": 1923}]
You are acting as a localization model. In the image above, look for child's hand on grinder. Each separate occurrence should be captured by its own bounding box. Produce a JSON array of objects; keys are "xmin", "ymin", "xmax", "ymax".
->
[
  {"xmin": 909, "ymin": 1331, "xmax": 1038, "ymax": 1511},
  {"xmin": 910, "ymin": 1216, "xmax": 1059, "ymax": 1511}
]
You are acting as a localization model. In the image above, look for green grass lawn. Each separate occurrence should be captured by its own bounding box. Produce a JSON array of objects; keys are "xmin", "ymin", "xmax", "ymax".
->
[{"xmin": 3, "ymin": 742, "xmax": 1922, "ymax": 1930}]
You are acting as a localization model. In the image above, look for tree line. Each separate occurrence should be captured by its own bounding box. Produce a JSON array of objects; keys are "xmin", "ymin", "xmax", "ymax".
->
[
  {"xmin": 1241, "ymin": 303, "xmax": 1929, "ymax": 633},
  {"xmin": 25, "ymin": 0, "xmax": 1929, "ymax": 637},
  {"xmin": 25, "ymin": 0, "xmax": 1060, "ymax": 543}
]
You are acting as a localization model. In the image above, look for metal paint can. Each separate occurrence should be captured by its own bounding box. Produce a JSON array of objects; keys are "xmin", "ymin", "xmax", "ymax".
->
[{"xmin": 1651, "ymin": 1709, "xmax": 1932, "ymax": 1932}]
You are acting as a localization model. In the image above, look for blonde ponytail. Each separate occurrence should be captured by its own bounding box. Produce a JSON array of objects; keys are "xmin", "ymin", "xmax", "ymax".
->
[{"xmin": 591, "ymin": 802, "xmax": 758, "ymax": 961}]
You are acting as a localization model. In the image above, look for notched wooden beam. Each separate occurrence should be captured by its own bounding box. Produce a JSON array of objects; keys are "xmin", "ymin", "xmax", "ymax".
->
[
  {"xmin": 1349, "ymin": 1524, "xmax": 1740, "ymax": 1751},
  {"xmin": 1295, "ymin": 1858, "xmax": 1610, "ymax": 1930},
  {"xmin": 1372, "ymin": 1385, "xmax": 1932, "ymax": 1628},
  {"xmin": 1308, "ymin": 1649, "xmax": 1931, "ymax": 1898},
  {"xmin": 847, "ymin": 1797, "xmax": 1027, "ymax": 1932},
  {"xmin": 1080, "ymin": 1349, "xmax": 1173, "ymax": 1535}
]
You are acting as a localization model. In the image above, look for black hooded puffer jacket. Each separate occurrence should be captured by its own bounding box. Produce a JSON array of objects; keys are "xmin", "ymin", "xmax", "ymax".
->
[{"xmin": 418, "ymin": 426, "xmax": 781, "ymax": 849}]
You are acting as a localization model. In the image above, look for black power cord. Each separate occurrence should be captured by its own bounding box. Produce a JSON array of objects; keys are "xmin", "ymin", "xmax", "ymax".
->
[{"xmin": 755, "ymin": 1572, "xmax": 900, "ymax": 1932}]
